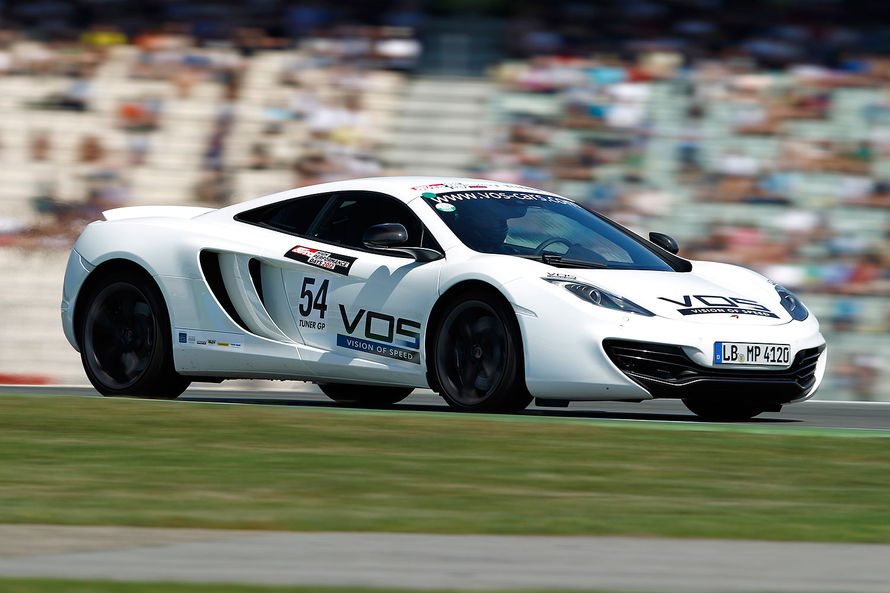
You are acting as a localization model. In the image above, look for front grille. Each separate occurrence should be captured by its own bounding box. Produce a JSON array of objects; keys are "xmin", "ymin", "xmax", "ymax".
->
[{"xmin": 604, "ymin": 339, "xmax": 825, "ymax": 402}]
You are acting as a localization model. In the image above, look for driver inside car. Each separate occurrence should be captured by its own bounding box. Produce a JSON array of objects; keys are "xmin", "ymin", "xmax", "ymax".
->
[{"xmin": 451, "ymin": 202, "xmax": 528, "ymax": 253}]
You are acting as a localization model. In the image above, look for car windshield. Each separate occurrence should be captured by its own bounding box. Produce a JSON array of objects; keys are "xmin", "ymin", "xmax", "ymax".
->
[{"xmin": 423, "ymin": 190, "xmax": 675, "ymax": 271}]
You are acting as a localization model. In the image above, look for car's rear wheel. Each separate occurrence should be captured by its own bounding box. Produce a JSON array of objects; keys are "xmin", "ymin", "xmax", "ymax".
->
[
  {"xmin": 433, "ymin": 292, "xmax": 532, "ymax": 412},
  {"xmin": 318, "ymin": 383, "xmax": 413, "ymax": 407},
  {"xmin": 682, "ymin": 398, "xmax": 770, "ymax": 421},
  {"xmin": 79, "ymin": 271, "xmax": 190, "ymax": 399}
]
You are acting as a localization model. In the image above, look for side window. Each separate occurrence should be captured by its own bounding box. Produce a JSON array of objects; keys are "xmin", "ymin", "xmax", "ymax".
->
[
  {"xmin": 312, "ymin": 192, "xmax": 439, "ymax": 252},
  {"xmin": 235, "ymin": 193, "xmax": 331, "ymax": 236}
]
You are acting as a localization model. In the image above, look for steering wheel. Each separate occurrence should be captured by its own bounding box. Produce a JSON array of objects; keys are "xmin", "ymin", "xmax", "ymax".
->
[{"xmin": 533, "ymin": 237, "xmax": 573, "ymax": 255}]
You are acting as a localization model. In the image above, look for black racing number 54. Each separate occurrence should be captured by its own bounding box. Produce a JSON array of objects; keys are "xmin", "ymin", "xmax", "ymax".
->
[{"xmin": 299, "ymin": 277, "xmax": 329, "ymax": 318}]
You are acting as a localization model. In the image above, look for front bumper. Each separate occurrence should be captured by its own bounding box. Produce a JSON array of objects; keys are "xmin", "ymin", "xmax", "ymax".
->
[
  {"xmin": 516, "ymin": 289, "xmax": 826, "ymax": 402},
  {"xmin": 604, "ymin": 339, "xmax": 826, "ymax": 404}
]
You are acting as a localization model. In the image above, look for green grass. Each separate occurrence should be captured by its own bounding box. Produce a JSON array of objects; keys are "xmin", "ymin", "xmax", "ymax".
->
[
  {"xmin": 0, "ymin": 579, "xmax": 650, "ymax": 593},
  {"xmin": 1, "ymin": 394, "xmax": 889, "ymax": 542}
]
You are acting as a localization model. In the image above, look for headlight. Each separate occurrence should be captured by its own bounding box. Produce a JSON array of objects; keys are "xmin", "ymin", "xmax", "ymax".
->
[
  {"xmin": 545, "ymin": 279, "xmax": 655, "ymax": 317},
  {"xmin": 775, "ymin": 284, "xmax": 809, "ymax": 321}
]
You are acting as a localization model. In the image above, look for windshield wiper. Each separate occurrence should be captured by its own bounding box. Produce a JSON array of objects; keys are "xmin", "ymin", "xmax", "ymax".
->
[{"xmin": 518, "ymin": 254, "xmax": 607, "ymax": 268}]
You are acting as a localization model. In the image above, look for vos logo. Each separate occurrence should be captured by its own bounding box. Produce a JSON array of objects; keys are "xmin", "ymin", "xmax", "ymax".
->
[
  {"xmin": 659, "ymin": 295, "xmax": 778, "ymax": 318},
  {"xmin": 336, "ymin": 305, "xmax": 422, "ymax": 364}
]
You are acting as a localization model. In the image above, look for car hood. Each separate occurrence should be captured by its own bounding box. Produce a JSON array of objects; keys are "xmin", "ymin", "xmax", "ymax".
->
[{"xmin": 549, "ymin": 261, "xmax": 791, "ymax": 326}]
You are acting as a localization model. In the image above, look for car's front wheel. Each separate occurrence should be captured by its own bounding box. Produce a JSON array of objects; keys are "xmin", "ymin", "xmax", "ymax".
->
[
  {"xmin": 318, "ymin": 383, "xmax": 413, "ymax": 407},
  {"xmin": 79, "ymin": 270, "xmax": 190, "ymax": 399},
  {"xmin": 433, "ymin": 291, "xmax": 532, "ymax": 412},
  {"xmin": 682, "ymin": 398, "xmax": 771, "ymax": 421}
]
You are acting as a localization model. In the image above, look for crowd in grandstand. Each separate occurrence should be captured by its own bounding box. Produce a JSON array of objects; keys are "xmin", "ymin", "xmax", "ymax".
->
[{"xmin": 0, "ymin": 0, "xmax": 887, "ymax": 397}]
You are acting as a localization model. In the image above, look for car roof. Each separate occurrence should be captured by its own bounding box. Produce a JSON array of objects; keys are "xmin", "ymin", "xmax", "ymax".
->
[{"xmin": 211, "ymin": 176, "xmax": 566, "ymax": 217}]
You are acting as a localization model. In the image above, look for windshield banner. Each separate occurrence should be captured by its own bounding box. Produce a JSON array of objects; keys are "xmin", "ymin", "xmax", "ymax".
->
[{"xmin": 424, "ymin": 190, "xmax": 575, "ymax": 206}]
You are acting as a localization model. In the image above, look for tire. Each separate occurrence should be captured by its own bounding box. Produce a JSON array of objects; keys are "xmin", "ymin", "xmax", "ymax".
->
[
  {"xmin": 682, "ymin": 398, "xmax": 770, "ymax": 421},
  {"xmin": 79, "ymin": 270, "xmax": 190, "ymax": 399},
  {"xmin": 433, "ymin": 291, "xmax": 532, "ymax": 412},
  {"xmin": 318, "ymin": 383, "xmax": 413, "ymax": 407}
]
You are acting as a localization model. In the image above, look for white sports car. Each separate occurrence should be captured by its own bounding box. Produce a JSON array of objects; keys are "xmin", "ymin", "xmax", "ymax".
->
[{"xmin": 61, "ymin": 176, "xmax": 826, "ymax": 420}]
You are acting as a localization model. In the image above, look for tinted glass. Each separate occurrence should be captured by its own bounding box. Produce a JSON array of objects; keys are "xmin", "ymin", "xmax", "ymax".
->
[
  {"xmin": 236, "ymin": 193, "xmax": 331, "ymax": 236},
  {"xmin": 312, "ymin": 191, "xmax": 439, "ymax": 252},
  {"xmin": 424, "ymin": 190, "xmax": 674, "ymax": 271}
]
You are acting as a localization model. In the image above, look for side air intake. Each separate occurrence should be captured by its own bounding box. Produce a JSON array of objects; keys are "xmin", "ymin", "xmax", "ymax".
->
[
  {"xmin": 199, "ymin": 250, "xmax": 292, "ymax": 342},
  {"xmin": 199, "ymin": 250, "xmax": 251, "ymax": 332}
]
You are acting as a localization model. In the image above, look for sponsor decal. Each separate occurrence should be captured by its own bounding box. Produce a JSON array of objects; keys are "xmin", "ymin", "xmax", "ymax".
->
[
  {"xmin": 424, "ymin": 190, "xmax": 575, "ymax": 206},
  {"xmin": 413, "ymin": 181, "xmax": 533, "ymax": 192},
  {"xmin": 412, "ymin": 183, "xmax": 446, "ymax": 191},
  {"xmin": 412, "ymin": 182, "xmax": 491, "ymax": 192},
  {"xmin": 546, "ymin": 272, "xmax": 576, "ymax": 280},
  {"xmin": 435, "ymin": 203, "xmax": 457, "ymax": 212},
  {"xmin": 285, "ymin": 245, "xmax": 356, "ymax": 276},
  {"xmin": 174, "ymin": 330, "xmax": 244, "ymax": 350},
  {"xmin": 336, "ymin": 334, "xmax": 420, "ymax": 364},
  {"xmin": 336, "ymin": 305, "xmax": 421, "ymax": 364},
  {"xmin": 658, "ymin": 295, "xmax": 779, "ymax": 318},
  {"xmin": 294, "ymin": 275, "xmax": 329, "ymax": 330}
]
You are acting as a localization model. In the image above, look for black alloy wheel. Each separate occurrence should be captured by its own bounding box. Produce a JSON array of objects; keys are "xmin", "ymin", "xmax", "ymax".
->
[
  {"xmin": 80, "ymin": 271, "xmax": 189, "ymax": 398},
  {"xmin": 434, "ymin": 293, "xmax": 531, "ymax": 412}
]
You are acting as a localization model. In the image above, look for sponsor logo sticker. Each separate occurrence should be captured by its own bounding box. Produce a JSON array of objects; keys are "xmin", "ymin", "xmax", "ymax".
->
[
  {"xmin": 423, "ymin": 190, "xmax": 575, "ymax": 206},
  {"xmin": 435, "ymin": 203, "xmax": 457, "ymax": 212},
  {"xmin": 174, "ymin": 330, "xmax": 244, "ymax": 350},
  {"xmin": 336, "ymin": 305, "xmax": 421, "ymax": 364},
  {"xmin": 412, "ymin": 182, "xmax": 489, "ymax": 192},
  {"xmin": 336, "ymin": 334, "xmax": 420, "ymax": 364},
  {"xmin": 658, "ymin": 295, "xmax": 779, "ymax": 318},
  {"xmin": 285, "ymin": 245, "xmax": 356, "ymax": 276}
]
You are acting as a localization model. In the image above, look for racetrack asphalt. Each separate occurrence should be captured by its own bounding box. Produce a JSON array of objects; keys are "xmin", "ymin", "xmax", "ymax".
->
[
  {"xmin": 1, "ymin": 525, "xmax": 889, "ymax": 592},
  {"xmin": 3, "ymin": 383, "xmax": 889, "ymax": 431}
]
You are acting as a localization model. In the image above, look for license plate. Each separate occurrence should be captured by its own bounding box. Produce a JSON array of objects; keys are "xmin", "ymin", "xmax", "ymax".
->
[{"xmin": 714, "ymin": 342, "xmax": 790, "ymax": 366}]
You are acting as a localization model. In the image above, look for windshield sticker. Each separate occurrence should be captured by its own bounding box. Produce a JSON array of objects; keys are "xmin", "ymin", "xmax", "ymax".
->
[
  {"xmin": 425, "ymin": 190, "xmax": 575, "ymax": 206},
  {"xmin": 285, "ymin": 245, "xmax": 356, "ymax": 276},
  {"xmin": 435, "ymin": 203, "xmax": 457, "ymax": 212},
  {"xmin": 658, "ymin": 295, "xmax": 779, "ymax": 318}
]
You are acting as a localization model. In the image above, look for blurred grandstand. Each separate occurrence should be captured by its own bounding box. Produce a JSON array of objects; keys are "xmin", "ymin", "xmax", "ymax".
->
[{"xmin": 0, "ymin": 1, "xmax": 887, "ymax": 399}]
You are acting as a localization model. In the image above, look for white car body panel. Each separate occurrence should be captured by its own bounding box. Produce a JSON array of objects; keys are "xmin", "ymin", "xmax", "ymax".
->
[{"xmin": 62, "ymin": 176, "xmax": 827, "ymax": 406}]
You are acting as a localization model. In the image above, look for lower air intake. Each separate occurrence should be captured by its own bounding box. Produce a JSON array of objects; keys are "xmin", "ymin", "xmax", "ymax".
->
[{"xmin": 603, "ymin": 339, "xmax": 824, "ymax": 402}]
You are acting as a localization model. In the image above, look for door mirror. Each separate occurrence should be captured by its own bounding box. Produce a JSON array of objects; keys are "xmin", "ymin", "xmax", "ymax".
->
[
  {"xmin": 649, "ymin": 232, "xmax": 680, "ymax": 255},
  {"xmin": 363, "ymin": 223, "xmax": 444, "ymax": 263},
  {"xmin": 363, "ymin": 223, "xmax": 408, "ymax": 248}
]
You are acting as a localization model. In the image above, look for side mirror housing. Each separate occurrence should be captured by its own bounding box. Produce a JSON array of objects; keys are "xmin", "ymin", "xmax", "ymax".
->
[
  {"xmin": 649, "ymin": 232, "xmax": 680, "ymax": 254},
  {"xmin": 363, "ymin": 223, "xmax": 408, "ymax": 248},
  {"xmin": 363, "ymin": 223, "xmax": 444, "ymax": 263}
]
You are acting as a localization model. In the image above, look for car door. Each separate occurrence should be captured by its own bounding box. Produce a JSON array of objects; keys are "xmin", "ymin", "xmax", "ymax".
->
[{"xmin": 279, "ymin": 191, "xmax": 445, "ymax": 385}]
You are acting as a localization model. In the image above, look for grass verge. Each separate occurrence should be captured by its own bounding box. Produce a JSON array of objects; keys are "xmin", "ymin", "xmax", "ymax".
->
[{"xmin": 1, "ymin": 394, "xmax": 889, "ymax": 542}]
